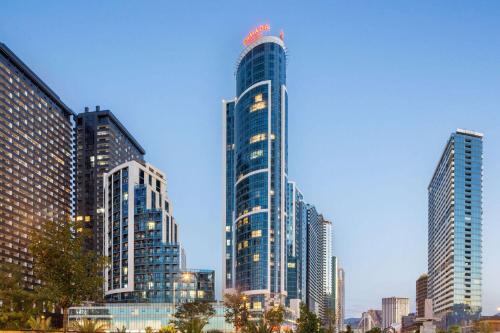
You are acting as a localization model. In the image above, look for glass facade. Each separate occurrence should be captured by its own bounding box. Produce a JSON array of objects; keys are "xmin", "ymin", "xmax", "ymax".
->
[
  {"xmin": 223, "ymin": 35, "xmax": 288, "ymax": 308},
  {"xmin": 104, "ymin": 160, "xmax": 214, "ymax": 303},
  {"xmin": 69, "ymin": 302, "xmax": 233, "ymax": 333},
  {"xmin": 428, "ymin": 129, "xmax": 483, "ymax": 322}
]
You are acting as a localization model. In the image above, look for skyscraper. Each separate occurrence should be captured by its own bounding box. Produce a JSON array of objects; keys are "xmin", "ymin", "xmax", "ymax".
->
[
  {"xmin": 223, "ymin": 25, "xmax": 288, "ymax": 309},
  {"xmin": 103, "ymin": 160, "xmax": 215, "ymax": 303},
  {"xmin": 382, "ymin": 297, "xmax": 410, "ymax": 329},
  {"xmin": 75, "ymin": 106, "xmax": 145, "ymax": 255},
  {"xmin": 323, "ymin": 219, "xmax": 334, "ymax": 318},
  {"xmin": 428, "ymin": 129, "xmax": 483, "ymax": 320},
  {"xmin": 416, "ymin": 274, "xmax": 428, "ymax": 318},
  {"xmin": 305, "ymin": 205, "xmax": 325, "ymax": 317},
  {"xmin": 285, "ymin": 181, "xmax": 305, "ymax": 304},
  {"xmin": 0, "ymin": 43, "xmax": 74, "ymax": 286},
  {"xmin": 337, "ymin": 267, "xmax": 345, "ymax": 332}
]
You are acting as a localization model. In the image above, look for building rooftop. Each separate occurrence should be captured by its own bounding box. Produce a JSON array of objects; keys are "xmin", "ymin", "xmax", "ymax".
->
[
  {"xmin": 0, "ymin": 42, "xmax": 75, "ymax": 117},
  {"xmin": 78, "ymin": 107, "xmax": 146, "ymax": 155}
]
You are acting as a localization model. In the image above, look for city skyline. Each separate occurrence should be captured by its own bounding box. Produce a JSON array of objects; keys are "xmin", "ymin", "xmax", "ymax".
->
[{"xmin": 1, "ymin": 0, "xmax": 499, "ymax": 318}]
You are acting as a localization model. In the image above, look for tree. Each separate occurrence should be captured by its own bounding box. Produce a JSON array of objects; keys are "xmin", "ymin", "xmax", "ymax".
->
[
  {"xmin": 265, "ymin": 305, "xmax": 285, "ymax": 332},
  {"xmin": 172, "ymin": 301, "xmax": 216, "ymax": 333},
  {"xmin": 448, "ymin": 325, "xmax": 461, "ymax": 333},
  {"xmin": 366, "ymin": 328, "xmax": 382, "ymax": 333},
  {"xmin": 296, "ymin": 303, "xmax": 321, "ymax": 333},
  {"xmin": 27, "ymin": 315, "xmax": 52, "ymax": 332},
  {"xmin": 159, "ymin": 325, "xmax": 177, "ymax": 333},
  {"xmin": 0, "ymin": 262, "xmax": 40, "ymax": 329},
  {"xmin": 145, "ymin": 327, "xmax": 154, "ymax": 333},
  {"xmin": 343, "ymin": 325, "xmax": 354, "ymax": 333},
  {"xmin": 29, "ymin": 219, "xmax": 108, "ymax": 332},
  {"xmin": 224, "ymin": 290, "xmax": 250, "ymax": 332},
  {"xmin": 324, "ymin": 308, "xmax": 336, "ymax": 333},
  {"xmin": 71, "ymin": 318, "xmax": 107, "ymax": 333}
]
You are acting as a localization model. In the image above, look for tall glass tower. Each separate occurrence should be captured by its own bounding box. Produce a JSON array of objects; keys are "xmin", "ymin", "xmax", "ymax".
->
[
  {"xmin": 223, "ymin": 27, "xmax": 288, "ymax": 310},
  {"xmin": 428, "ymin": 129, "xmax": 483, "ymax": 324}
]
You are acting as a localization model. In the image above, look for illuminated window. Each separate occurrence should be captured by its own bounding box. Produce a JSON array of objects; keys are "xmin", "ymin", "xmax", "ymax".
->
[
  {"xmin": 147, "ymin": 221, "xmax": 155, "ymax": 230},
  {"xmin": 270, "ymin": 134, "xmax": 276, "ymax": 140},
  {"xmin": 250, "ymin": 150, "xmax": 263, "ymax": 159},
  {"xmin": 197, "ymin": 290, "xmax": 205, "ymax": 298},
  {"xmin": 84, "ymin": 216, "xmax": 91, "ymax": 222},
  {"xmin": 250, "ymin": 94, "xmax": 266, "ymax": 112},
  {"xmin": 225, "ymin": 226, "xmax": 231, "ymax": 232},
  {"xmin": 253, "ymin": 301, "xmax": 262, "ymax": 310},
  {"xmin": 76, "ymin": 216, "xmax": 83, "ymax": 221},
  {"xmin": 123, "ymin": 192, "xmax": 128, "ymax": 200},
  {"xmin": 249, "ymin": 133, "xmax": 266, "ymax": 144},
  {"xmin": 244, "ymin": 240, "xmax": 249, "ymax": 248},
  {"xmin": 227, "ymin": 240, "xmax": 231, "ymax": 246},
  {"xmin": 288, "ymin": 262, "xmax": 296, "ymax": 268},
  {"xmin": 253, "ymin": 254, "xmax": 260, "ymax": 262},
  {"xmin": 252, "ymin": 230, "xmax": 262, "ymax": 238}
]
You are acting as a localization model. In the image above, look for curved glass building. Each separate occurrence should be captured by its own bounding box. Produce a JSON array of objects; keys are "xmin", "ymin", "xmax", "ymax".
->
[{"xmin": 223, "ymin": 32, "xmax": 288, "ymax": 310}]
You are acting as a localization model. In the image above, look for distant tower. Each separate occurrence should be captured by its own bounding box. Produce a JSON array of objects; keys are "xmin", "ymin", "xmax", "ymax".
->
[
  {"xmin": 337, "ymin": 267, "xmax": 345, "ymax": 332},
  {"xmin": 416, "ymin": 274, "xmax": 428, "ymax": 318},
  {"xmin": 223, "ymin": 25, "xmax": 288, "ymax": 309},
  {"xmin": 382, "ymin": 297, "xmax": 410, "ymax": 329}
]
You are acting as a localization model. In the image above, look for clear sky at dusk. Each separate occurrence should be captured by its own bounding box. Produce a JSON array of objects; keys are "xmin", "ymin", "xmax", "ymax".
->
[{"xmin": 1, "ymin": 0, "xmax": 499, "ymax": 317}]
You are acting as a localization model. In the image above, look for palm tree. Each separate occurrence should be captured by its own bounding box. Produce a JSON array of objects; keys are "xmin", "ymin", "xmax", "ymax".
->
[
  {"xmin": 71, "ymin": 318, "xmax": 107, "ymax": 333},
  {"xmin": 27, "ymin": 316, "xmax": 52, "ymax": 332},
  {"xmin": 116, "ymin": 325, "xmax": 127, "ymax": 333}
]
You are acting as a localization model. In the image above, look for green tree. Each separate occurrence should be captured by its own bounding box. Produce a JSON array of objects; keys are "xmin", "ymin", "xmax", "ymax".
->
[
  {"xmin": 247, "ymin": 319, "xmax": 273, "ymax": 333},
  {"xmin": 448, "ymin": 325, "xmax": 461, "ymax": 333},
  {"xmin": 324, "ymin": 308, "xmax": 336, "ymax": 333},
  {"xmin": 71, "ymin": 318, "xmax": 107, "ymax": 333},
  {"xmin": 0, "ymin": 262, "xmax": 40, "ymax": 329},
  {"xmin": 27, "ymin": 315, "xmax": 52, "ymax": 332},
  {"xmin": 265, "ymin": 305, "xmax": 285, "ymax": 332},
  {"xmin": 159, "ymin": 325, "xmax": 177, "ymax": 333},
  {"xmin": 224, "ymin": 291, "xmax": 250, "ymax": 332},
  {"xmin": 172, "ymin": 301, "xmax": 216, "ymax": 333},
  {"xmin": 366, "ymin": 327, "xmax": 382, "ymax": 333},
  {"xmin": 29, "ymin": 219, "xmax": 108, "ymax": 332},
  {"xmin": 296, "ymin": 303, "xmax": 320, "ymax": 333},
  {"xmin": 116, "ymin": 325, "xmax": 128, "ymax": 333}
]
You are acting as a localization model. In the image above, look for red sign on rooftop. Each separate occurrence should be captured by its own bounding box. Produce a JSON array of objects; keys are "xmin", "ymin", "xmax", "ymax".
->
[{"xmin": 243, "ymin": 24, "xmax": 270, "ymax": 46}]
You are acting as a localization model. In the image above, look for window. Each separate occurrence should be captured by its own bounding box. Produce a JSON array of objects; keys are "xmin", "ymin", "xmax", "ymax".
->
[
  {"xmin": 253, "ymin": 254, "xmax": 260, "ymax": 262},
  {"xmin": 250, "ymin": 150, "xmax": 263, "ymax": 159},
  {"xmin": 249, "ymin": 133, "xmax": 266, "ymax": 144},
  {"xmin": 147, "ymin": 221, "xmax": 155, "ymax": 230},
  {"xmin": 251, "ymin": 230, "xmax": 262, "ymax": 238}
]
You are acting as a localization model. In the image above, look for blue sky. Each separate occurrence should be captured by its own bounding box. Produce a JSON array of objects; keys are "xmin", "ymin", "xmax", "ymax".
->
[{"xmin": 1, "ymin": 0, "xmax": 499, "ymax": 317}]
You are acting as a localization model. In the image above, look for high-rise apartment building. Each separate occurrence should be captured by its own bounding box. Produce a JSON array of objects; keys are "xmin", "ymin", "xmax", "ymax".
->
[
  {"xmin": 382, "ymin": 297, "xmax": 410, "ymax": 329},
  {"xmin": 428, "ymin": 129, "xmax": 483, "ymax": 320},
  {"xmin": 337, "ymin": 267, "xmax": 345, "ymax": 332},
  {"xmin": 223, "ymin": 26, "xmax": 288, "ymax": 309},
  {"xmin": 323, "ymin": 219, "xmax": 334, "ymax": 317},
  {"xmin": 416, "ymin": 274, "xmax": 428, "ymax": 318},
  {"xmin": 0, "ymin": 43, "xmax": 74, "ymax": 286},
  {"xmin": 75, "ymin": 106, "xmax": 145, "ymax": 254},
  {"xmin": 305, "ymin": 205, "xmax": 325, "ymax": 317},
  {"xmin": 103, "ymin": 160, "xmax": 214, "ymax": 303},
  {"xmin": 285, "ymin": 181, "xmax": 305, "ymax": 304}
]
